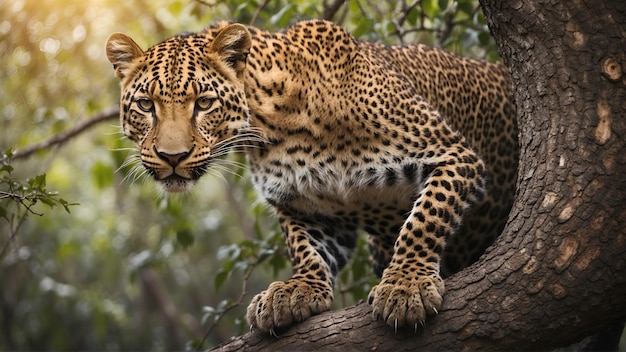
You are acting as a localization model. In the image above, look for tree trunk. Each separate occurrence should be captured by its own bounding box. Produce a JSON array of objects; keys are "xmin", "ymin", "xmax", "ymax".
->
[{"xmin": 211, "ymin": 0, "xmax": 626, "ymax": 350}]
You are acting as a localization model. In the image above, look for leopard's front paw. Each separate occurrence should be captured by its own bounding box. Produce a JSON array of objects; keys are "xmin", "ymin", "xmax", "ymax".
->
[
  {"xmin": 247, "ymin": 278, "xmax": 333, "ymax": 335},
  {"xmin": 368, "ymin": 271, "xmax": 444, "ymax": 331}
]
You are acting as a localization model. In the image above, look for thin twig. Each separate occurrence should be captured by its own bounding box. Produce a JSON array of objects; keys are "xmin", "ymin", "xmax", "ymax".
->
[
  {"xmin": 0, "ymin": 205, "xmax": 31, "ymax": 259},
  {"xmin": 436, "ymin": 3, "xmax": 458, "ymax": 48},
  {"xmin": 249, "ymin": 0, "xmax": 271, "ymax": 27},
  {"xmin": 196, "ymin": 259, "xmax": 258, "ymax": 351},
  {"xmin": 12, "ymin": 106, "xmax": 119, "ymax": 161}
]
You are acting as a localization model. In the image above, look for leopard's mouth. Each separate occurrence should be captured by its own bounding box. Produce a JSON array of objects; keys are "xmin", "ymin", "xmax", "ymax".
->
[
  {"xmin": 157, "ymin": 174, "xmax": 197, "ymax": 193},
  {"xmin": 146, "ymin": 161, "xmax": 210, "ymax": 193}
]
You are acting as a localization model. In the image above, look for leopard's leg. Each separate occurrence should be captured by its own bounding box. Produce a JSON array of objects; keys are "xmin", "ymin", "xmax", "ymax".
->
[
  {"xmin": 368, "ymin": 147, "xmax": 486, "ymax": 330},
  {"xmin": 247, "ymin": 210, "xmax": 356, "ymax": 334}
]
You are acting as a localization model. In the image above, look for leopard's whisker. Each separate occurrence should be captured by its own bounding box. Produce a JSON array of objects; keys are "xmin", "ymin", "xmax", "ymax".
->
[{"xmin": 115, "ymin": 154, "xmax": 141, "ymax": 174}]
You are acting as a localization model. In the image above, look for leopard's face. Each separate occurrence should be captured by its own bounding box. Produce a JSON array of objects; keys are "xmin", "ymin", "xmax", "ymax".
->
[{"xmin": 106, "ymin": 25, "xmax": 253, "ymax": 192}]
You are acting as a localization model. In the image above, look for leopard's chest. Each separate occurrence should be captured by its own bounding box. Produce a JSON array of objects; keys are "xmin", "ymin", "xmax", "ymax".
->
[{"xmin": 248, "ymin": 146, "xmax": 427, "ymax": 225}]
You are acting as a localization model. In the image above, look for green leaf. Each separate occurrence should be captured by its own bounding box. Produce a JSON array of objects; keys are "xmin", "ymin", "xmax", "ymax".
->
[
  {"xmin": 2, "ymin": 148, "xmax": 14, "ymax": 160},
  {"xmin": 57, "ymin": 198, "xmax": 78, "ymax": 213},
  {"xmin": 233, "ymin": 1, "xmax": 252, "ymax": 19},
  {"xmin": 214, "ymin": 270, "xmax": 229, "ymax": 291},
  {"xmin": 216, "ymin": 298, "xmax": 232, "ymax": 311},
  {"xmin": 457, "ymin": 0, "xmax": 476, "ymax": 16},
  {"xmin": 270, "ymin": 4, "xmax": 294, "ymax": 27},
  {"xmin": 352, "ymin": 20, "xmax": 372, "ymax": 39},
  {"xmin": 269, "ymin": 250, "xmax": 287, "ymax": 276},
  {"xmin": 478, "ymin": 30, "xmax": 492, "ymax": 46},
  {"xmin": 176, "ymin": 228, "xmax": 195, "ymax": 248},
  {"xmin": 406, "ymin": 7, "xmax": 420, "ymax": 27},
  {"xmin": 0, "ymin": 164, "xmax": 13, "ymax": 174},
  {"xmin": 39, "ymin": 197, "xmax": 57, "ymax": 208},
  {"xmin": 28, "ymin": 174, "xmax": 47, "ymax": 191},
  {"xmin": 422, "ymin": 0, "xmax": 439, "ymax": 17},
  {"xmin": 201, "ymin": 305, "xmax": 216, "ymax": 325},
  {"xmin": 167, "ymin": 1, "xmax": 182, "ymax": 16}
]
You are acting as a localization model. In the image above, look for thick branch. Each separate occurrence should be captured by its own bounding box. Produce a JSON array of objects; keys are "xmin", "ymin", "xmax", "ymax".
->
[
  {"xmin": 12, "ymin": 106, "xmax": 119, "ymax": 160},
  {"xmin": 210, "ymin": 237, "xmax": 626, "ymax": 351},
  {"xmin": 322, "ymin": 0, "xmax": 346, "ymax": 21}
]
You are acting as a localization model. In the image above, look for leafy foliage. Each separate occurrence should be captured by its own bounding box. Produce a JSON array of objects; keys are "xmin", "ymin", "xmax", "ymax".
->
[
  {"xmin": 0, "ymin": 0, "xmax": 499, "ymax": 350},
  {"xmin": 1, "ymin": 149, "xmax": 76, "ymax": 257}
]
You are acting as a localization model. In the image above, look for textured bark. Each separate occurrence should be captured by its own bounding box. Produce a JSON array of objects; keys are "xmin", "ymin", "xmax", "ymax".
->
[{"xmin": 212, "ymin": 0, "xmax": 626, "ymax": 350}]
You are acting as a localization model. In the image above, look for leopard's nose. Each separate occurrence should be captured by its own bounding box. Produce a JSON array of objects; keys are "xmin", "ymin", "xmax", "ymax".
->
[{"xmin": 154, "ymin": 147, "xmax": 192, "ymax": 167}]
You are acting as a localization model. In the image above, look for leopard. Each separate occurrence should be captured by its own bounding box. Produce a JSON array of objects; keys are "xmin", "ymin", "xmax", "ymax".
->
[{"xmin": 105, "ymin": 19, "xmax": 518, "ymax": 335}]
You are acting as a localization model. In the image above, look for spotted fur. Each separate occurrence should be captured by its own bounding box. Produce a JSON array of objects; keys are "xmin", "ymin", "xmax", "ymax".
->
[{"xmin": 106, "ymin": 19, "xmax": 518, "ymax": 334}]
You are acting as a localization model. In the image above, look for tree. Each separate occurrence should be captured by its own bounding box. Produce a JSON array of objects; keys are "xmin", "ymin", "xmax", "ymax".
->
[{"xmin": 210, "ymin": 0, "xmax": 626, "ymax": 350}]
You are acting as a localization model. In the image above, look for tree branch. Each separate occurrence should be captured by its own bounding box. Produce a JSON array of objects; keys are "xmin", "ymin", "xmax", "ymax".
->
[
  {"xmin": 12, "ymin": 106, "xmax": 119, "ymax": 160},
  {"xmin": 249, "ymin": 0, "xmax": 270, "ymax": 27},
  {"xmin": 209, "ymin": 229, "xmax": 626, "ymax": 351},
  {"xmin": 322, "ymin": 0, "xmax": 346, "ymax": 21}
]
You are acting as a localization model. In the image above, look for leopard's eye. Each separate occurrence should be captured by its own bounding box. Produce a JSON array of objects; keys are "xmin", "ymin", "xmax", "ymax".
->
[
  {"xmin": 195, "ymin": 97, "xmax": 215, "ymax": 111},
  {"xmin": 136, "ymin": 98, "xmax": 154, "ymax": 112}
]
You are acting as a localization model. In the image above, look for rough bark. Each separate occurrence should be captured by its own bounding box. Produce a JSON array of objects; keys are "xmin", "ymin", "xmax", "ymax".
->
[{"xmin": 211, "ymin": 0, "xmax": 626, "ymax": 350}]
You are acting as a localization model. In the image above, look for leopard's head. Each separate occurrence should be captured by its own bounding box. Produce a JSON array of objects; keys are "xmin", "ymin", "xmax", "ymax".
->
[{"xmin": 106, "ymin": 23, "xmax": 255, "ymax": 192}]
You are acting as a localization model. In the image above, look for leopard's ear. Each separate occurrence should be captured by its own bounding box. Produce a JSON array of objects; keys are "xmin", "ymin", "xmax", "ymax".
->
[
  {"xmin": 105, "ymin": 33, "xmax": 144, "ymax": 79},
  {"xmin": 209, "ymin": 24, "xmax": 251, "ymax": 76}
]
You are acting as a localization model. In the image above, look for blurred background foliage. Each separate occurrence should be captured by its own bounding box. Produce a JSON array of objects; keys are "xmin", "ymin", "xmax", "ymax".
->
[{"xmin": 0, "ymin": 0, "xmax": 497, "ymax": 350}]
